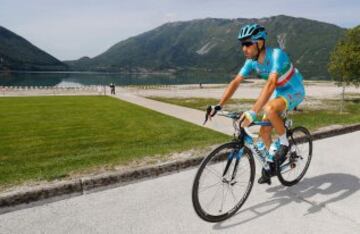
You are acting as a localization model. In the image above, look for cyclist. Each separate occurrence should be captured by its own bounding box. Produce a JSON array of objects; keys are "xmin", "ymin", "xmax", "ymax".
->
[{"xmin": 208, "ymin": 23, "xmax": 305, "ymax": 185}]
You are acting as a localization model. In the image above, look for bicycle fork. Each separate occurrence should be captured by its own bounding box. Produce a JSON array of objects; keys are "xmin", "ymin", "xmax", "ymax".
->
[{"xmin": 222, "ymin": 148, "xmax": 244, "ymax": 182}]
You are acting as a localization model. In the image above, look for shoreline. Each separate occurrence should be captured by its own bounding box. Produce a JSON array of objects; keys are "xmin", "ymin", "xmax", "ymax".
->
[{"xmin": 0, "ymin": 70, "xmax": 176, "ymax": 75}]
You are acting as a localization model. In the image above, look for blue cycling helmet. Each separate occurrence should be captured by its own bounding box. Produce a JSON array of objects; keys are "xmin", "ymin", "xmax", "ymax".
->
[{"xmin": 238, "ymin": 24, "xmax": 267, "ymax": 41}]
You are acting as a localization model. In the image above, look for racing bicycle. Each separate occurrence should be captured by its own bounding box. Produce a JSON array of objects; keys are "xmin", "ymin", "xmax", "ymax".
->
[{"xmin": 192, "ymin": 107, "xmax": 313, "ymax": 222}]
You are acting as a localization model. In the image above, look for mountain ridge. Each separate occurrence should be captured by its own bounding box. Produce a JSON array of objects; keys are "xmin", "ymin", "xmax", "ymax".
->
[
  {"xmin": 66, "ymin": 15, "xmax": 346, "ymax": 79},
  {"xmin": 0, "ymin": 25, "xmax": 68, "ymax": 71}
]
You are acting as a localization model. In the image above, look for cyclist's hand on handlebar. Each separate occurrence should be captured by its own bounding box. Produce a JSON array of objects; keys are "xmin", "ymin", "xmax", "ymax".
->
[
  {"xmin": 203, "ymin": 104, "xmax": 222, "ymax": 125},
  {"xmin": 240, "ymin": 110, "xmax": 256, "ymax": 128},
  {"xmin": 240, "ymin": 117, "xmax": 252, "ymax": 128}
]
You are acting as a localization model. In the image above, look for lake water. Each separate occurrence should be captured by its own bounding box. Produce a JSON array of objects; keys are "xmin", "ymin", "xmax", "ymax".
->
[{"xmin": 0, "ymin": 71, "xmax": 233, "ymax": 87}]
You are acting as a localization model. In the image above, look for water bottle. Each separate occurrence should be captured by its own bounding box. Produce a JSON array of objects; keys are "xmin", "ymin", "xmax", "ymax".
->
[
  {"xmin": 267, "ymin": 140, "xmax": 281, "ymax": 162},
  {"xmin": 256, "ymin": 140, "xmax": 269, "ymax": 159}
]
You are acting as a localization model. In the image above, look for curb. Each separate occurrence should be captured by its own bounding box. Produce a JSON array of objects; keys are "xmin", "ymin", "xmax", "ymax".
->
[
  {"xmin": 311, "ymin": 124, "xmax": 360, "ymax": 140},
  {"xmin": 1, "ymin": 123, "xmax": 359, "ymax": 212}
]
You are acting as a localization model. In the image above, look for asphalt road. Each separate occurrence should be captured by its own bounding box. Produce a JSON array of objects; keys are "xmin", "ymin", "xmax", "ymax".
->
[{"xmin": 0, "ymin": 131, "xmax": 359, "ymax": 233}]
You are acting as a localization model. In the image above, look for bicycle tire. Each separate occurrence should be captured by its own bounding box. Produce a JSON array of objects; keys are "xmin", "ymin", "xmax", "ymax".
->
[
  {"xmin": 192, "ymin": 142, "xmax": 255, "ymax": 222},
  {"xmin": 276, "ymin": 126, "xmax": 313, "ymax": 186}
]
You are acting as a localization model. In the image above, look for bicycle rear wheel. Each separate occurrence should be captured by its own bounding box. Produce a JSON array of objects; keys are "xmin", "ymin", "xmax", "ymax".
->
[
  {"xmin": 192, "ymin": 142, "xmax": 255, "ymax": 222},
  {"xmin": 276, "ymin": 126, "xmax": 313, "ymax": 186}
]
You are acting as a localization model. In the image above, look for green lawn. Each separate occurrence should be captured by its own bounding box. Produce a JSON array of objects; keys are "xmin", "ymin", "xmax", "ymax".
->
[
  {"xmin": 148, "ymin": 96, "xmax": 360, "ymax": 131},
  {"xmin": 290, "ymin": 99, "xmax": 360, "ymax": 130},
  {"xmin": 0, "ymin": 96, "xmax": 229, "ymax": 188}
]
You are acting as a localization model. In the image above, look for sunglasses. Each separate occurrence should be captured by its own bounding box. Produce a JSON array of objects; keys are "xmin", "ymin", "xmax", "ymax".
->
[{"xmin": 241, "ymin": 41, "xmax": 255, "ymax": 47}]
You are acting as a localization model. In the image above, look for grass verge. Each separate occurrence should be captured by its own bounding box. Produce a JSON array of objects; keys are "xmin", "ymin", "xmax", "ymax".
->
[{"xmin": 0, "ymin": 96, "xmax": 229, "ymax": 188}]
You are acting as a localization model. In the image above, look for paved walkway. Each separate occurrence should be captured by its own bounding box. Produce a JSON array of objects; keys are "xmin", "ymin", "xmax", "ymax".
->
[{"xmin": 113, "ymin": 88, "xmax": 260, "ymax": 136}]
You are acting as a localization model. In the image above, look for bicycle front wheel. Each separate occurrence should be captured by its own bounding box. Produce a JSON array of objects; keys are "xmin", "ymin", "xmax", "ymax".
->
[
  {"xmin": 192, "ymin": 142, "xmax": 255, "ymax": 222},
  {"xmin": 276, "ymin": 126, "xmax": 313, "ymax": 186}
]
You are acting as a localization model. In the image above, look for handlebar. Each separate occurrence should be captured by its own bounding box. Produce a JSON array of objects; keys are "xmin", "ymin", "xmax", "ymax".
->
[
  {"xmin": 216, "ymin": 110, "xmax": 272, "ymax": 127},
  {"xmin": 203, "ymin": 106, "xmax": 293, "ymax": 139}
]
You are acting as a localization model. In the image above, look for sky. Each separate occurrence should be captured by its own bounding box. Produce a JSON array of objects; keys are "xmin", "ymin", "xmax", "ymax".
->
[{"xmin": 0, "ymin": 0, "xmax": 359, "ymax": 61}]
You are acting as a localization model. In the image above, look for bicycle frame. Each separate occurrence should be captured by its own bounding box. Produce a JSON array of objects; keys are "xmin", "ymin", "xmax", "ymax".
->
[
  {"xmin": 236, "ymin": 120, "xmax": 273, "ymax": 171},
  {"xmin": 218, "ymin": 111, "xmax": 292, "ymax": 173}
]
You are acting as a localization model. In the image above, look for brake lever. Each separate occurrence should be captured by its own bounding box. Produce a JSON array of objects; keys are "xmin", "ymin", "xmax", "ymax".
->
[{"xmin": 203, "ymin": 105, "xmax": 212, "ymax": 125}]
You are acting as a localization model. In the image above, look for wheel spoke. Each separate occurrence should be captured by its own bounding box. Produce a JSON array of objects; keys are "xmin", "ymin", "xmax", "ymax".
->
[
  {"xmin": 232, "ymin": 181, "xmax": 247, "ymax": 188},
  {"xmin": 228, "ymin": 185, "xmax": 238, "ymax": 203},
  {"xmin": 205, "ymin": 183, "xmax": 222, "ymax": 211},
  {"xmin": 220, "ymin": 183, "xmax": 229, "ymax": 213},
  {"xmin": 199, "ymin": 181, "xmax": 222, "ymax": 193},
  {"xmin": 204, "ymin": 166, "xmax": 222, "ymax": 179}
]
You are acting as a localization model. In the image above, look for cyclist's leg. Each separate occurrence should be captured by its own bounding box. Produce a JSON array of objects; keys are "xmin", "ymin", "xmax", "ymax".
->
[
  {"xmin": 263, "ymin": 97, "xmax": 287, "ymax": 137},
  {"xmin": 260, "ymin": 90, "xmax": 276, "ymax": 149},
  {"xmin": 258, "ymin": 98, "xmax": 285, "ymax": 184},
  {"xmin": 258, "ymin": 98, "xmax": 286, "ymax": 183},
  {"xmin": 259, "ymin": 116, "xmax": 272, "ymax": 149},
  {"xmin": 258, "ymin": 115, "xmax": 276, "ymax": 184},
  {"xmin": 267, "ymin": 86, "xmax": 304, "ymax": 163}
]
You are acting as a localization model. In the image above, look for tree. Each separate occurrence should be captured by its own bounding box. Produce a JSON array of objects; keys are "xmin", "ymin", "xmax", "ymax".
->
[{"xmin": 328, "ymin": 26, "xmax": 360, "ymax": 112}]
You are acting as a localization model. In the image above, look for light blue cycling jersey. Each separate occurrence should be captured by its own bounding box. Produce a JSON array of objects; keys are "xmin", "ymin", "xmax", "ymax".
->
[{"xmin": 238, "ymin": 47, "xmax": 305, "ymax": 110}]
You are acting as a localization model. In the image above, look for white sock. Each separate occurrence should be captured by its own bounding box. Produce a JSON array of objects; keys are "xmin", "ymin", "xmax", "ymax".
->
[{"xmin": 279, "ymin": 134, "xmax": 289, "ymax": 146}]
